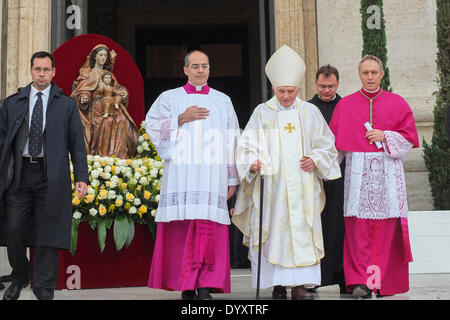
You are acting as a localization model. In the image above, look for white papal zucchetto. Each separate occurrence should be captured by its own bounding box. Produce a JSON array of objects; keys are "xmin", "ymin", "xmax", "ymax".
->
[{"xmin": 265, "ymin": 45, "xmax": 306, "ymax": 88}]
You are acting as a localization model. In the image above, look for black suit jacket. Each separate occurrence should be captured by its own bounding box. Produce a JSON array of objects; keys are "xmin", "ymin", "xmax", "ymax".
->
[{"xmin": 0, "ymin": 83, "xmax": 89, "ymax": 249}]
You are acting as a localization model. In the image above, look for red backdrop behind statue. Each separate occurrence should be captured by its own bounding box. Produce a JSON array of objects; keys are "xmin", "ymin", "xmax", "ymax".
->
[{"xmin": 52, "ymin": 34, "xmax": 145, "ymax": 128}]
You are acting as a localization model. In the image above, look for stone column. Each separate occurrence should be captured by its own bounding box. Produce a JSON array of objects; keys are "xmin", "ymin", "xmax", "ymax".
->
[
  {"xmin": 273, "ymin": 0, "xmax": 318, "ymax": 100},
  {"xmin": 5, "ymin": 0, "xmax": 51, "ymax": 97}
]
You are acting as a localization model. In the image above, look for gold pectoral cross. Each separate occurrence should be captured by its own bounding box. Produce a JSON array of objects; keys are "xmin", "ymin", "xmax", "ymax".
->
[{"xmin": 284, "ymin": 122, "xmax": 295, "ymax": 133}]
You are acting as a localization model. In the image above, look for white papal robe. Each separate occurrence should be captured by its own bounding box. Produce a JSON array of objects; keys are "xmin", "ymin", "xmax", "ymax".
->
[{"xmin": 232, "ymin": 96, "xmax": 341, "ymax": 289}]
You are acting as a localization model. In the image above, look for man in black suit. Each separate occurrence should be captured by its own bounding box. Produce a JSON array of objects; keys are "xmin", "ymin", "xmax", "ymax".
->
[{"xmin": 0, "ymin": 51, "xmax": 89, "ymax": 300}]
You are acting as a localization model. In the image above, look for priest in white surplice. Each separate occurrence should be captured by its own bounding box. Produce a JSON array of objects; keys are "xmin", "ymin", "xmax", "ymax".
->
[
  {"xmin": 232, "ymin": 45, "xmax": 341, "ymax": 300},
  {"xmin": 145, "ymin": 50, "xmax": 240, "ymax": 300}
]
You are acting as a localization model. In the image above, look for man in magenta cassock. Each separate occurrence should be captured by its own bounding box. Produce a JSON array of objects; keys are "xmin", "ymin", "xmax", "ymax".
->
[
  {"xmin": 145, "ymin": 50, "xmax": 240, "ymax": 300},
  {"xmin": 329, "ymin": 55, "xmax": 419, "ymax": 299}
]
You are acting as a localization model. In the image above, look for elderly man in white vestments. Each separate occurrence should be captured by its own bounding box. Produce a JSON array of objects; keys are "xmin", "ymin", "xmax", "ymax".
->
[
  {"xmin": 145, "ymin": 50, "xmax": 240, "ymax": 300},
  {"xmin": 232, "ymin": 45, "xmax": 341, "ymax": 300}
]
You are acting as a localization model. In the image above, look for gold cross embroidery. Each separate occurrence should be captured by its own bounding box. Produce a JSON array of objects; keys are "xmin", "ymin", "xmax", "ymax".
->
[{"xmin": 284, "ymin": 122, "xmax": 295, "ymax": 133}]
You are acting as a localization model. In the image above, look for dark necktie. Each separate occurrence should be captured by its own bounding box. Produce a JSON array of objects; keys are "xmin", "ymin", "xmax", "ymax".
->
[{"xmin": 29, "ymin": 92, "xmax": 43, "ymax": 157}]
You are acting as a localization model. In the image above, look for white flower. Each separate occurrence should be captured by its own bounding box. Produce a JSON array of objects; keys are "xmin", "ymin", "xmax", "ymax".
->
[
  {"xmin": 111, "ymin": 175, "xmax": 120, "ymax": 183},
  {"xmin": 93, "ymin": 161, "xmax": 101, "ymax": 169},
  {"xmin": 89, "ymin": 208, "xmax": 98, "ymax": 216},
  {"xmin": 93, "ymin": 155, "xmax": 101, "ymax": 161},
  {"xmin": 87, "ymin": 187, "xmax": 95, "ymax": 195},
  {"xmin": 137, "ymin": 146, "xmax": 143, "ymax": 154},
  {"xmin": 139, "ymin": 177, "xmax": 148, "ymax": 186},
  {"xmin": 108, "ymin": 190, "xmax": 117, "ymax": 199},
  {"xmin": 110, "ymin": 181, "xmax": 117, "ymax": 188},
  {"xmin": 104, "ymin": 165, "xmax": 112, "ymax": 173},
  {"xmin": 142, "ymin": 141, "xmax": 149, "ymax": 150},
  {"xmin": 125, "ymin": 172, "xmax": 132, "ymax": 179},
  {"xmin": 87, "ymin": 155, "xmax": 94, "ymax": 162},
  {"xmin": 159, "ymin": 168, "xmax": 164, "ymax": 175},
  {"xmin": 155, "ymin": 195, "xmax": 160, "ymax": 202},
  {"xmin": 91, "ymin": 170, "xmax": 99, "ymax": 179},
  {"xmin": 139, "ymin": 136, "xmax": 144, "ymax": 143},
  {"xmin": 129, "ymin": 206, "xmax": 137, "ymax": 214},
  {"xmin": 91, "ymin": 179, "xmax": 100, "ymax": 187},
  {"xmin": 133, "ymin": 198, "xmax": 141, "ymax": 206},
  {"xmin": 151, "ymin": 209, "xmax": 157, "ymax": 217},
  {"xmin": 73, "ymin": 211, "xmax": 82, "ymax": 219},
  {"xmin": 150, "ymin": 168, "xmax": 158, "ymax": 178},
  {"xmin": 134, "ymin": 172, "xmax": 142, "ymax": 179}
]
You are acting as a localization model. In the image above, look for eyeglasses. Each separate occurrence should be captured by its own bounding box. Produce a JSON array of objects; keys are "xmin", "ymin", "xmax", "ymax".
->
[
  {"xmin": 32, "ymin": 67, "xmax": 53, "ymax": 73},
  {"xmin": 189, "ymin": 64, "xmax": 210, "ymax": 70},
  {"xmin": 318, "ymin": 84, "xmax": 337, "ymax": 90}
]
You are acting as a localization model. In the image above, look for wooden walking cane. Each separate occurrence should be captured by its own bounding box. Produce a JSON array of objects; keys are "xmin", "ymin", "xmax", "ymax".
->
[{"xmin": 256, "ymin": 175, "xmax": 264, "ymax": 299}]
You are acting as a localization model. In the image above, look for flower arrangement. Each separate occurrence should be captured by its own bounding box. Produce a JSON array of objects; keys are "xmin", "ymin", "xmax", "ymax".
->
[{"xmin": 70, "ymin": 123, "xmax": 163, "ymax": 255}]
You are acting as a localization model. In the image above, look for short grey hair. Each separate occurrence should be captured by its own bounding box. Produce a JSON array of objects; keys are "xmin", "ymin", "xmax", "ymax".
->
[
  {"xmin": 358, "ymin": 54, "xmax": 384, "ymax": 72},
  {"xmin": 184, "ymin": 50, "xmax": 209, "ymax": 67}
]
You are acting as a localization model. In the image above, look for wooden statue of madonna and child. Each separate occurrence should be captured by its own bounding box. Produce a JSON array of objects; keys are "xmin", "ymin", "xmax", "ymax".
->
[{"xmin": 71, "ymin": 44, "xmax": 139, "ymax": 159}]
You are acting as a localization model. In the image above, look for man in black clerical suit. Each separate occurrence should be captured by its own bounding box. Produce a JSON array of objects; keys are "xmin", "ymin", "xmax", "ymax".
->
[
  {"xmin": 0, "ymin": 51, "xmax": 89, "ymax": 300},
  {"xmin": 308, "ymin": 65, "xmax": 346, "ymax": 295}
]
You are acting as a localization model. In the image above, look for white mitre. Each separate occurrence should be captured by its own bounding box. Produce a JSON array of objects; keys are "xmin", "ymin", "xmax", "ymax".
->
[{"xmin": 265, "ymin": 45, "xmax": 306, "ymax": 88}]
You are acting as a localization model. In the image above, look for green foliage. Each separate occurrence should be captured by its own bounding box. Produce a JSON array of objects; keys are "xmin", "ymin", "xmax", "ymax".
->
[
  {"xmin": 360, "ymin": 0, "xmax": 391, "ymax": 91},
  {"xmin": 423, "ymin": 0, "xmax": 450, "ymax": 209}
]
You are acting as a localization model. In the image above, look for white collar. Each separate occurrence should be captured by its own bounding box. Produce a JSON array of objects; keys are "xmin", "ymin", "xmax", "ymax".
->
[
  {"xmin": 30, "ymin": 84, "xmax": 51, "ymax": 98},
  {"xmin": 188, "ymin": 81, "xmax": 207, "ymax": 92}
]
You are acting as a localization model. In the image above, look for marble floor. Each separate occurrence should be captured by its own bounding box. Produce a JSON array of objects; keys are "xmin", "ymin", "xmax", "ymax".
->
[{"xmin": 2, "ymin": 269, "xmax": 450, "ymax": 300}]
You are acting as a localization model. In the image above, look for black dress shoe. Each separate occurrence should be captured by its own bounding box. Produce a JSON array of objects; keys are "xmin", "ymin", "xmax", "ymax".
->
[
  {"xmin": 272, "ymin": 285, "xmax": 287, "ymax": 299},
  {"xmin": 181, "ymin": 290, "xmax": 197, "ymax": 300},
  {"xmin": 352, "ymin": 284, "xmax": 372, "ymax": 299},
  {"xmin": 197, "ymin": 287, "xmax": 213, "ymax": 300},
  {"xmin": 3, "ymin": 281, "xmax": 30, "ymax": 300},
  {"xmin": 291, "ymin": 285, "xmax": 314, "ymax": 300},
  {"xmin": 33, "ymin": 287, "xmax": 54, "ymax": 300}
]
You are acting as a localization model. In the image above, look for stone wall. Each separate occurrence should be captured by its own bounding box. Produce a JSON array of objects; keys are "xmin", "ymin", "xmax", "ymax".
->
[{"xmin": 316, "ymin": 0, "xmax": 437, "ymax": 210}]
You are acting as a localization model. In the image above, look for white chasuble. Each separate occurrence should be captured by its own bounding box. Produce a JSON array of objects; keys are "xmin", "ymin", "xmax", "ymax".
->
[{"xmin": 233, "ymin": 97, "xmax": 341, "ymax": 287}]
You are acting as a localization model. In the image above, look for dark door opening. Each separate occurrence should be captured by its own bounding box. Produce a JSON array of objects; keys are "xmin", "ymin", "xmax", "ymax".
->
[{"xmin": 135, "ymin": 24, "xmax": 250, "ymax": 128}]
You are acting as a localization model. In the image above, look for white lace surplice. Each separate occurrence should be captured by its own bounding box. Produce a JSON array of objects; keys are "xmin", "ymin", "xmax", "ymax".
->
[
  {"xmin": 145, "ymin": 87, "xmax": 240, "ymax": 225},
  {"xmin": 343, "ymin": 131, "xmax": 413, "ymax": 220}
]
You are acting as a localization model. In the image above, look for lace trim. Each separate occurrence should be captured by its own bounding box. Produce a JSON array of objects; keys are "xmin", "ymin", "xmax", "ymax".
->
[
  {"xmin": 159, "ymin": 191, "xmax": 227, "ymax": 210},
  {"xmin": 344, "ymin": 152, "xmax": 408, "ymax": 220}
]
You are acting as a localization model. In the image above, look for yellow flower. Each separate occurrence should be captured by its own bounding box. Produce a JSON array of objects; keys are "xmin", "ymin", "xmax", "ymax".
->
[
  {"xmin": 124, "ymin": 203, "xmax": 131, "ymax": 210},
  {"xmin": 108, "ymin": 204, "xmax": 116, "ymax": 212},
  {"xmin": 126, "ymin": 193, "xmax": 134, "ymax": 202},
  {"xmin": 126, "ymin": 159, "xmax": 132, "ymax": 165},
  {"xmin": 143, "ymin": 133, "xmax": 150, "ymax": 140},
  {"xmin": 101, "ymin": 160, "xmax": 107, "ymax": 166},
  {"xmin": 98, "ymin": 189, "xmax": 108, "ymax": 200},
  {"xmin": 99, "ymin": 204, "xmax": 107, "ymax": 216},
  {"xmin": 120, "ymin": 183, "xmax": 128, "ymax": 190},
  {"xmin": 111, "ymin": 165, "xmax": 116, "ymax": 173},
  {"xmin": 144, "ymin": 191, "xmax": 151, "ymax": 200},
  {"xmin": 72, "ymin": 197, "xmax": 80, "ymax": 206},
  {"xmin": 138, "ymin": 205, "xmax": 147, "ymax": 218},
  {"xmin": 105, "ymin": 181, "xmax": 111, "ymax": 187},
  {"xmin": 85, "ymin": 194, "xmax": 95, "ymax": 203},
  {"xmin": 115, "ymin": 199, "xmax": 123, "ymax": 207}
]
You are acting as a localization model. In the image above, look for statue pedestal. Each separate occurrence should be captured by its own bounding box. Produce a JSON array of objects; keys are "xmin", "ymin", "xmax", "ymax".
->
[{"xmin": 31, "ymin": 222, "xmax": 154, "ymax": 289}]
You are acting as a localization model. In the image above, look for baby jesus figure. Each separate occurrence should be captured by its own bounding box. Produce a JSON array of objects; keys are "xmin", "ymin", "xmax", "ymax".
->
[{"xmin": 98, "ymin": 72, "xmax": 124, "ymax": 118}]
